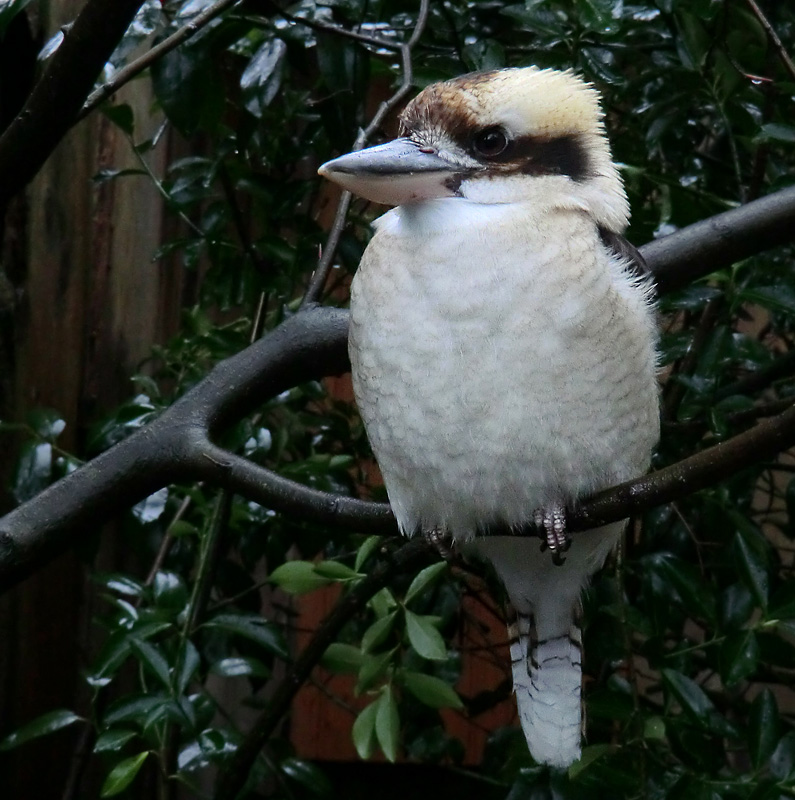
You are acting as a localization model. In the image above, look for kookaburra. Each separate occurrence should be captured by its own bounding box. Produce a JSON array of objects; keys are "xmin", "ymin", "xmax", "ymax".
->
[{"xmin": 319, "ymin": 67, "xmax": 659, "ymax": 768}]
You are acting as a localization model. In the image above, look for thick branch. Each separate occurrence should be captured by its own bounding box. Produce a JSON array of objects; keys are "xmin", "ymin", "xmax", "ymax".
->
[
  {"xmin": 644, "ymin": 184, "xmax": 795, "ymax": 294},
  {"xmin": 0, "ymin": 0, "xmax": 146, "ymax": 207},
  {"xmin": 1, "ymin": 187, "xmax": 795, "ymax": 592}
]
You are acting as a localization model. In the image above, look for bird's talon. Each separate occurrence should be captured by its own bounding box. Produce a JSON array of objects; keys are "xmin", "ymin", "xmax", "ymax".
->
[
  {"xmin": 424, "ymin": 526, "xmax": 454, "ymax": 561},
  {"xmin": 533, "ymin": 504, "xmax": 570, "ymax": 565}
]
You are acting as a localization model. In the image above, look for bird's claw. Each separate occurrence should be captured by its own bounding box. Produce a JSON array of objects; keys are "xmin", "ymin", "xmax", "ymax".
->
[
  {"xmin": 424, "ymin": 526, "xmax": 454, "ymax": 561},
  {"xmin": 533, "ymin": 505, "xmax": 570, "ymax": 566}
]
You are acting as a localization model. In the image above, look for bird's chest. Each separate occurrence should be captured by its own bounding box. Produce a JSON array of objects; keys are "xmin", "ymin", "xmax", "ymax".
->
[{"xmin": 348, "ymin": 204, "xmax": 652, "ymax": 534}]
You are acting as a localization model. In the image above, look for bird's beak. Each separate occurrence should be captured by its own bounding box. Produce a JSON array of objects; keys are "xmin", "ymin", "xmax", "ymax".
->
[{"xmin": 318, "ymin": 138, "xmax": 463, "ymax": 206}]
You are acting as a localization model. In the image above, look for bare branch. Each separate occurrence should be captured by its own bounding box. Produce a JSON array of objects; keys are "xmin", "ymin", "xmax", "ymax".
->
[
  {"xmin": 743, "ymin": 0, "xmax": 795, "ymax": 83},
  {"xmin": 79, "ymin": 0, "xmax": 242, "ymax": 121},
  {"xmin": 301, "ymin": 0, "xmax": 431, "ymax": 307},
  {"xmin": 646, "ymin": 184, "xmax": 795, "ymax": 295}
]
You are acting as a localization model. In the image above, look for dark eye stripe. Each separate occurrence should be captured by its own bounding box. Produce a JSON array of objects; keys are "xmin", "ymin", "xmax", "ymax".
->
[{"xmin": 485, "ymin": 134, "xmax": 591, "ymax": 182}]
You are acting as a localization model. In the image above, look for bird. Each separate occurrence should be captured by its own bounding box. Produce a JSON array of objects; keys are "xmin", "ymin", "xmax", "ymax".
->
[{"xmin": 318, "ymin": 66, "xmax": 659, "ymax": 769}]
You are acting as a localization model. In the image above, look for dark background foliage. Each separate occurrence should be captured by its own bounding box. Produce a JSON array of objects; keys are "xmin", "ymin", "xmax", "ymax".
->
[{"xmin": 0, "ymin": 0, "xmax": 795, "ymax": 798}]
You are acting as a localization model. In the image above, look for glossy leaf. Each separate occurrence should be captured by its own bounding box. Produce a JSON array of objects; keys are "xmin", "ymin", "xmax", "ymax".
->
[
  {"xmin": 269, "ymin": 561, "xmax": 333, "ymax": 595},
  {"xmin": 355, "ymin": 649, "xmax": 395, "ymax": 695},
  {"xmin": 280, "ymin": 757, "xmax": 332, "ymax": 796},
  {"xmin": 748, "ymin": 689, "xmax": 779, "ymax": 770},
  {"xmin": 361, "ymin": 611, "xmax": 398, "ymax": 653},
  {"xmin": 352, "ymin": 700, "xmax": 378, "ymax": 760},
  {"xmin": 210, "ymin": 656, "xmax": 270, "ymax": 679},
  {"xmin": 93, "ymin": 729, "xmax": 137, "ymax": 753},
  {"xmin": 401, "ymin": 671, "xmax": 463, "ymax": 709},
  {"xmin": 100, "ymin": 751, "xmax": 149, "ymax": 797},
  {"xmin": 241, "ymin": 38, "xmax": 287, "ymax": 117},
  {"xmin": 0, "ymin": 709, "xmax": 83, "ymax": 751},
  {"xmin": 374, "ymin": 686, "xmax": 400, "ymax": 762},
  {"xmin": 404, "ymin": 562, "xmax": 448, "ymax": 605},
  {"xmin": 204, "ymin": 613, "xmax": 289, "ymax": 659},
  {"xmin": 718, "ymin": 630, "xmax": 759, "ymax": 686},
  {"xmin": 404, "ymin": 610, "xmax": 447, "ymax": 661},
  {"xmin": 661, "ymin": 669, "xmax": 738, "ymax": 737}
]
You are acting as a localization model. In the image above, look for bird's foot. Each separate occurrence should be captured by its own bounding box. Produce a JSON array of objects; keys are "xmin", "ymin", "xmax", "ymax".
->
[
  {"xmin": 424, "ymin": 526, "xmax": 455, "ymax": 561},
  {"xmin": 533, "ymin": 505, "xmax": 570, "ymax": 566}
]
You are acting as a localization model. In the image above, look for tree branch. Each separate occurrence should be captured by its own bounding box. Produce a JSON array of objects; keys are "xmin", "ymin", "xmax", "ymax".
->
[
  {"xmin": 301, "ymin": 0, "xmax": 431, "ymax": 306},
  {"xmin": 0, "ymin": 0, "xmax": 147, "ymax": 207},
  {"xmin": 644, "ymin": 184, "xmax": 795, "ymax": 294},
  {"xmin": 1, "ymin": 183, "xmax": 795, "ymax": 593},
  {"xmin": 79, "ymin": 0, "xmax": 242, "ymax": 121}
]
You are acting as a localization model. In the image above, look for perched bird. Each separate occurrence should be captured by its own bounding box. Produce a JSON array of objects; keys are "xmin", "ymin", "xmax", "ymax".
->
[{"xmin": 318, "ymin": 66, "xmax": 659, "ymax": 768}]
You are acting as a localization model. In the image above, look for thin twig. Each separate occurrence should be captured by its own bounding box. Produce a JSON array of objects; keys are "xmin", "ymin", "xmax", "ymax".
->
[
  {"xmin": 141, "ymin": 493, "xmax": 194, "ymax": 590},
  {"xmin": 79, "ymin": 0, "xmax": 242, "ymax": 120},
  {"xmin": 743, "ymin": 0, "xmax": 795, "ymax": 83},
  {"xmin": 301, "ymin": 0, "xmax": 430, "ymax": 307},
  {"xmin": 261, "ymin": 1, "xmax": 403, "ymax": 51},
  {"xmin": 213, "ymin": 536, "xmax": 435, "ymax": 799}
]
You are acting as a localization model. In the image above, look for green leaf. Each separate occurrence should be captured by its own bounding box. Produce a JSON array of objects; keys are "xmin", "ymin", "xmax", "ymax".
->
[
  {"xmin": 0, "ymin": 709, "xmax": 83, "ymax": 751},
  {"xmin": 661, "ymin": 669, "xmax": 738, "ymax": 737},
  {"xmin": 129, "ymin": 638, "xmax": 172, "ymax": 690},
  {"xmin": 13, "ymin": 440, "xmax": 52, "ymax": 503},
  {"xmin": 100, "ymin": 751, "xmax": 149, "ymax": 797},
  {"xmin": 733, "ymin": 532, "xmax": 769, "ymax": 609},
  {"xmin": 739, "ymin": 286, "xmax": 795, "ymax": 316},
  {"xmin": 205, "ymin": 613, "xmax": 289, "ymax": 659},
  {"xmin": 280, "ymin": 757, "xmax": 332, "ymax": 796},
  {"xmin": 404, "ymin": 562, "xmax": 448, "ymax": 605},
  {"xmin": 176, "ymin": 640, "xmax": 201, "ymax": 694},
  {"xmin": 352, "ymin": 701, "xmax": 378, "ymax": 760},
  {"xmin": 401, "ymin": 671, "xmax": 463, "ymax": 709},
  {"xmin": 356, "ymin": 650, "xmax": 395, "ymax": 695},
  {"xmin": 94, "ymin": 729, "xmax": 137, "ymax": 753},
  {"xmin": 321, "ymin": 643, "xmax": 365, "ymax": 674},
  {"xmin": 770, "ymin": 731, "xmax": 795, "ymax": 780},
  {"xmin": 153, "ymin": 570, "xmax": 188, "ymax": 613},
  {"xmin": 375, "ymin": 687, "xmax": 400, "ymax": 762},
  {"xmin": 241, "ymin": 38, "xmax": 287, "ymax": 118},
  {"xmin": 719, "ymin": 630, "xmax": 759, "ymax": 685},
  {"xmin": 100, "ymin": 104, "xmax": 135, "ymax": 136},
  {"xmin": 210, "ymin": 656, "xmax": 270, "ymax": 679},
  {"xmin": 369, "ymin": 588, "xmax": 397, "ymax": 619},
  {"xmin": 354, "ymin": 536, "xmax": 382, "ymax": 572},
  {"xmin": 270, "ymin": 561, "xmax": 332, "ymax": 595},
  {"xmin": 151, "ymin": 39, "xmax": 222, "ymax": 135},
  {"xmin": 568, "ymin": 743, "xmax": 612, "ymax": 779},
  {"xmin": 404, "ymin": 610, "xmax": 447, "ymax": 660},
  {"xmin": 575, "ymin": 0, "xmax": 617, "ymax": 33},
  {"xmin": 361, "ymin": 611, "xmax": 398, "ymax": 653},
  {"xmin": 757, "ymin": 123, "xmax": 795, "ymax": 144},
  {"xmin": 313, "ymin": 560, "xmax": 360, "ymax": 581},
  {"xmin": 748, "ymin": 689, "xmax": 779, "ymax": 769}
]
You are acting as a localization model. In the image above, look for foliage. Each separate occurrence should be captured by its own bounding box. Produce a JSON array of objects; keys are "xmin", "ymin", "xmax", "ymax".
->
[{"xmin": 2, "ymin": 0, "xmax": 795, "ymax": 798}]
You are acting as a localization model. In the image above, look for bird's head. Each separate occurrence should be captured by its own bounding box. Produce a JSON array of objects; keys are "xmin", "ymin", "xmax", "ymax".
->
[{"xmin": 318, "ymin": 66, "xmax": 629, "ymax": 231}]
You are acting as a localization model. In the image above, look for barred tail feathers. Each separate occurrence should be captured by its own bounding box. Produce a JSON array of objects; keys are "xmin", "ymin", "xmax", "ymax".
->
[
  {"xmin": 507, "ymin": 607, "xmax": 583, "ymax": 768},
  {"xmin": 476, "ymin": 523, "xmax": 622, "ymax": 769}
]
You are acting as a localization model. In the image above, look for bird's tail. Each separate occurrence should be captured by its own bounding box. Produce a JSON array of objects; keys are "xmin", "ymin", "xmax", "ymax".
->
[
  {"xmin": 507, "ymin": 605, "xmax": 583, "ymax": 769},
  {"xmin": 474, "ymin": 524, "xmax": 621, "ymax": 769}
]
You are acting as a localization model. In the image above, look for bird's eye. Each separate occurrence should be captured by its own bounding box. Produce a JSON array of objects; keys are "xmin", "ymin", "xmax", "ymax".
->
[{"xmin": 473, "ymin": 127, "xmax": 509, "ymax": 158}]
